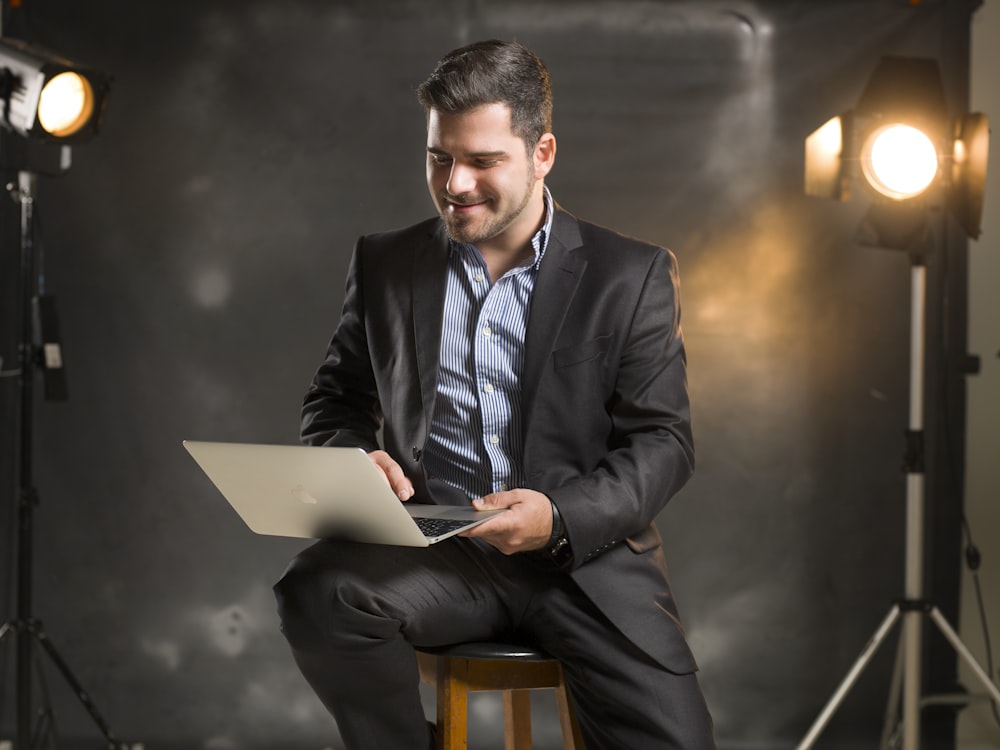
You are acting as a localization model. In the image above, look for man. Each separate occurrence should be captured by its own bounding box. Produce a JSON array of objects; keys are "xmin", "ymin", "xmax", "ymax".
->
[{"xmin": 274, "ymin": 39, "xmax": 716, "ymax": 749}]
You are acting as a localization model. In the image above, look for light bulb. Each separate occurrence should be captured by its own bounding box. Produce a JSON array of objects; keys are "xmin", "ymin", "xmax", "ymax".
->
[
  {"xmin": 37, "ymin": 72, "xmax": 95, "ymax": 137},
  {"xmin": 860, "ymin": 124, "xmax": 939, "ymax": 200}
]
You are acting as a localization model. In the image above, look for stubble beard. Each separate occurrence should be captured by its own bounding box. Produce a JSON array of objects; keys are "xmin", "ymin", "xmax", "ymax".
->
[{"xmin": 441, "ymin": 171, "xmax": 537, "ymax": 246}]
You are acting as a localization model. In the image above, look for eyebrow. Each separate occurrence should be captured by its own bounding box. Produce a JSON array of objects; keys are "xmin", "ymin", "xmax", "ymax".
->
[{"xmin": 426, "ymin": 147, "xmax": 508, "ymax": 159}]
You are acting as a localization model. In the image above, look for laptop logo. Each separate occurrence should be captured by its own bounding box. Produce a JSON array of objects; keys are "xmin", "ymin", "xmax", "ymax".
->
[{"xmin": 291, "ymin": 485, "xmax": 318, "ymax": 505}]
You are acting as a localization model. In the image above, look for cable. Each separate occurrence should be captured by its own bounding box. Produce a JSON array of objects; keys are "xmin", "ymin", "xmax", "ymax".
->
[{"xmin": 962, "ymin": 516, "xmax": 1000, "ymax": 727}]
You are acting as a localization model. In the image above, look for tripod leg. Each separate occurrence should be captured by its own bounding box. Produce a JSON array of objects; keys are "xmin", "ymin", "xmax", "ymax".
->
[
  {"xmin": 795, "ymin": 606, "xmax": 902, "ymax": 750},
  {"xmin": 926, "ymin": 607, "xmax": 1000, "ymax": 705},
  {"xmin": 880, "ymin": 628, "xmax": 905, "ymax": 750},
  {"xmin": 29, "ymin": 623, "xmax": 127, "ymax": 748}
]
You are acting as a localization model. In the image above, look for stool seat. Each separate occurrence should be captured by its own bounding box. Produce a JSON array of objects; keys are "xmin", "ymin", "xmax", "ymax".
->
[
  {"xmin": 416, "ymin": 641, "xmax": 582, "ymax": 750},
  {"xmin": 417, "ymin": 642, "xmax": 555, "ymax": 661}
]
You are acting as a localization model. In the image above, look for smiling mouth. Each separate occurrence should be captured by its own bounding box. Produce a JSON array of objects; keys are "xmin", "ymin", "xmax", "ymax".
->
[{"xmin": 444, "ymin": 193, "xmax": 487, "ymax": 210}]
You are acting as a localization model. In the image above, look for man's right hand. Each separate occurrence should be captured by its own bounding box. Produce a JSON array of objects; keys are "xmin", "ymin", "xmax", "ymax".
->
[{"xmin": 367, "ymin": 450, "xmax": 415, "ymax": 502}]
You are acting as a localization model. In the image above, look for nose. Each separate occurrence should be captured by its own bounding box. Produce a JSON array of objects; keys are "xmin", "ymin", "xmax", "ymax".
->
[{"xmin": 446, "ymin": 162, "xmax": 476, "ymax": 197}]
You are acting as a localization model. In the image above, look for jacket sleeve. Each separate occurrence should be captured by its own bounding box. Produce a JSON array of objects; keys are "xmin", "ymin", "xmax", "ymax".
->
[
  {"xmin": 542, "ymin": 247, "xmax": 694, "ymax": 569},
  {"xmin": 300, "ymin": 238, "xmax": 382, "ymax": 451}
]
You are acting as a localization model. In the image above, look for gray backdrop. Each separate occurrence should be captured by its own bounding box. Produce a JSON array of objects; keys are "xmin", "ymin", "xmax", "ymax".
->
[{"xmin": 0, "ymin": 1, "xmax": 977, "ymax": 748}]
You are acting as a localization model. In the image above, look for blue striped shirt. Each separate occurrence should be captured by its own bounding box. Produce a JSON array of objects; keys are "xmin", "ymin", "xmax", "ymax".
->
[{"xmin": 423, "ymin": 188, "xmax": 555, "ymax": 498}]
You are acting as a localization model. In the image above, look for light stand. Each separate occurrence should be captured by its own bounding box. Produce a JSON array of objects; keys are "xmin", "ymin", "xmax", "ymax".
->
[
  {"xmin": 0, "ymin": 170, "xmax": 128, "ymax": 749},
  {"xmin": 795, "ymin": 233, "xmax": 1000, "ymax": 750}
]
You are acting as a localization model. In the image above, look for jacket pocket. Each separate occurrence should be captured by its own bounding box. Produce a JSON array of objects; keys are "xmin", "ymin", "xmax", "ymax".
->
[{"xmin": 552, "ymin": 335, "xmax": 611, "ymax": 369}]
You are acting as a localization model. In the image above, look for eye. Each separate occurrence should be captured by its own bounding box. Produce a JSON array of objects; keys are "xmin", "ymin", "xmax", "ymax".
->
[
  {"xmin": 476, "ymin": 159, "xmax": 500, "ymax": 168},
  {"xmin": 429, "ymin": 153, "xmax": 453, "ymax": 167}
]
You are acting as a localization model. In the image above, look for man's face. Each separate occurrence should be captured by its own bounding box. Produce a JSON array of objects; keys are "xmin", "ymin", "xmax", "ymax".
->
[{"xmin": 426, "ymin": 102, "xmax": 553, "ymax": 251}]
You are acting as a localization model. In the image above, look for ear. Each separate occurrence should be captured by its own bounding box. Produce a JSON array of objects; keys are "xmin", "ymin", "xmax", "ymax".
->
[{"xmin": 533, "ymin": 132, "xmax": 557, "ymax": 178}]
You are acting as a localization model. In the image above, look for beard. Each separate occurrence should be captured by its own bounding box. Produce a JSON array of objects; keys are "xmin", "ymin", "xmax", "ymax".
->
[{"xmin": 439, "ymin": 171, "xmax": 536, "ymax": 246}]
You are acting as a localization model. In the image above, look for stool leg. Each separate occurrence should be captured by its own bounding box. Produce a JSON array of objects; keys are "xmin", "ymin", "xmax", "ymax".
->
[
  {"xmin": 437, "ymin": 657, "xmax": 468, "ymax": 750},
  {"xmin": 503, "ymin": 689, "xmax": 533, "ymax": 750},
  {"xmin": 554, "ymin": 682, "xmax": 583, "ymax": 750}
]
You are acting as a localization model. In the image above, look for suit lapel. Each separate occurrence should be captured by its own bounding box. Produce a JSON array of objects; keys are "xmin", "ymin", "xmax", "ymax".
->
[
  {"xmin": 411, "ymin": 221, "xmax": 450, "ymax": 434},
  {"xmin": 522, "ymin": 209, "xmax": 586, "ymax": 426}
]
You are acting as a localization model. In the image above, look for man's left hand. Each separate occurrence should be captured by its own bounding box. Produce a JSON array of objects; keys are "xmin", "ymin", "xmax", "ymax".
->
[{"xmin": 460, "ymin": 488, "xmax": 553, "ymax": 555}]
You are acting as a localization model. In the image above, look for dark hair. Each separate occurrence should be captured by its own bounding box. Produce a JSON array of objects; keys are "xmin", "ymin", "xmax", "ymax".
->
[{"xmin": 416, "ymin": 39, "xmax": 553, "ymax": 148}]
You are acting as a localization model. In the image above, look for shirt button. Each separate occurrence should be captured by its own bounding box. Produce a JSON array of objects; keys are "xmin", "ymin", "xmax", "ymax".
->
[
  {"xmin": 499, "ymin": 483, "xmax": 509, "ymax": 492},
  {"xmin": 474, "ymin": 272, "xmax": 485, "ymax": 282},
  {"xmin": 490, "ymin": 434, "xmax": 500, "ymax": 445},
  {"xmin": 484, "ymin": 383, "xmax": 494, "ymax": 394},
  {"xmin": 482, "ymin": 326, "xmax": 492, "ymax": 337}
]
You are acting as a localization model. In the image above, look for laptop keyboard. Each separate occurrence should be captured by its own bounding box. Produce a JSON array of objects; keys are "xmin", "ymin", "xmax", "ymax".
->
[{"xmin": 414, "ymin": 516, "xmax": 471, "ymax": 538}]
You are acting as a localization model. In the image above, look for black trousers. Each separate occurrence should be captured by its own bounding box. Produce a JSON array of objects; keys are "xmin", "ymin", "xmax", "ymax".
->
[{"xmin": 274, "ymin": 536, "xmax": 716, "ymax": 749}]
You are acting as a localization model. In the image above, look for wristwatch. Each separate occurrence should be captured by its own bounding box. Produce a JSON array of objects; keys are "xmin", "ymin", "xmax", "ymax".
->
[{"xmin": 544, "ymin": 499, "xmax": 572, "ymax": 565}]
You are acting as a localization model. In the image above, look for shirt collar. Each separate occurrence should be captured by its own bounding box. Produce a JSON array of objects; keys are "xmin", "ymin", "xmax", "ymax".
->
[{"xmin": 531, "ymin": 185, "xmax": 554, "ymax": 270}]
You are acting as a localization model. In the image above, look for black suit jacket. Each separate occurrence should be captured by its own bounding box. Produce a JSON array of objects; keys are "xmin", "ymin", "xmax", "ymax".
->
[{"xmin": 302, "ymin": 206, "xmax": 698, "ymax": 673}]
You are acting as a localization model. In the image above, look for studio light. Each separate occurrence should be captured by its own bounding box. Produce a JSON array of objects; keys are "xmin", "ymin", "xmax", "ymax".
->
[
  {"xmin": 0, "ymin": 34, "xmax": 123, "ymax": 750},
  {"xmin": 0, "ymin": 36, "xmax": 111, "ymax": 143},
  {"xmin": 798, "ymin": 56, "xmax": 997, "ymax": 750},
  {"xmin": 804, "ymin": 56, "xmax": 989, "ymax": 242}
]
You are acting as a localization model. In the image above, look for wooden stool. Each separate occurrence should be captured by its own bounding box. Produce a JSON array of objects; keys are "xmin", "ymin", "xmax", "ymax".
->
[{"xmin": 416, "ymin": 642, "xmax": 583, "ymax": 750}]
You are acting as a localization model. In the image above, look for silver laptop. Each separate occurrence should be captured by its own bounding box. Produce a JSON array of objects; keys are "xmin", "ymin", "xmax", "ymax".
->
[{"xmin": 183, "ymin": 441, "xmax": 505, "ymax": 547}]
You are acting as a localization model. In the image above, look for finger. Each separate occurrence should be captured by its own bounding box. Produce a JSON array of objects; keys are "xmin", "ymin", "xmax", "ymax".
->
[
  {"xmin": 472, "ymin": 492, "xmax": 515, "ymax": 511},
  {"xmin": 461, "ymin": 512, "xmax": 509, "ymax": 537},
  {"xmin": 462, "ymin": 522, "xmax": 521, "ymax": 555},
  {"xmin": 367, "ymin": 451, "xmax": 414, "ymax": 501},
  {"xmin": 385, "ymin": 464, "xmax": 415, "ymax": 501}
]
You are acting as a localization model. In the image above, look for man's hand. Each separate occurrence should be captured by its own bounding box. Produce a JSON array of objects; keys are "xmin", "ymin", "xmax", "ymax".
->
[
  {"xmin": 461, "ymin": 488, "xmax": 553, "ymax": 555},
  {"xmin": 367, "ymin": 450, "xmax": 415, "ymax": 501}
]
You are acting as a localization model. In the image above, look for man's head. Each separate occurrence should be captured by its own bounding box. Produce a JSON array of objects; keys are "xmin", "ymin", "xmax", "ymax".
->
[
  {"xmin": 418, "ymin": 40, "xmax": 557, "ymax": 254},
  {"xmin": 416, "ymin": 39, "xmax": 553, "ymax": 153}
]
